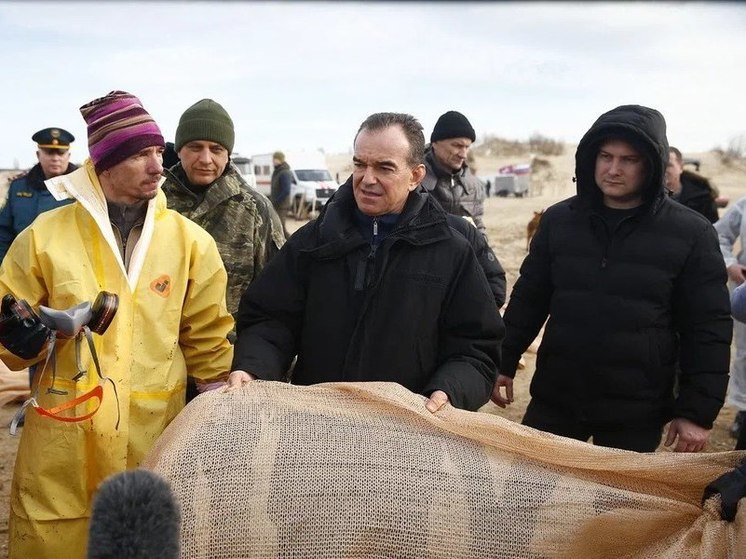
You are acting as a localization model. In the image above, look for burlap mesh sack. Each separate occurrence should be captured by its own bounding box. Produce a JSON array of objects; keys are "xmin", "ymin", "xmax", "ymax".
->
[{"xmin": 142, "ymin": 381, "xmax": 746, "ymax": 558}]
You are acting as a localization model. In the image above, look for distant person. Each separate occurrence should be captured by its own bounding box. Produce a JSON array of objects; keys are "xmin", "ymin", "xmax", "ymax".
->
[
  {"xmin": 467, "ymin": 150, "xmax": 490, "ymax": 199},
  {"xmin": 0, "ymin": 90, "xmax": 234, "ymax": 558},
  {"xmin": 713, "ymin": 195, "xmax": 746, "ymax": 446},
  {"xmin": 161, "ymin": 98, "xmax": 285, "ymax": 321},
  {"xmin": 0, "ymin": 127, "xmax": 77, "ymax": 263},
  {"xmin": 665, "ymin": 146, "xmax": 719, "ymax": 223},
  {"xmin": 227, "ymin": 112, "xmax": 503, "ymax": 413},
  {"xmin": 492, "ymin": 104, "xmax": 731, "ymax": 453},
  {"xmin": 422, "ymin": 110, "xmax": 487, "ymax": 241},
  {"xmin": 270, "ymin": 151, "xmax": 293, "ymax": 238},
  {"xmin": 162, "ymin": 141, "xmax": 179, "ymax": 169}
]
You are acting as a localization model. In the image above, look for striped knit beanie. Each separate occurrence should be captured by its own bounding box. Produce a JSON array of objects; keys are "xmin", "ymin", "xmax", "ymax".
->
[{"xmin": 80, "ymin": 90, "xmax": 165, "ymax": 174}]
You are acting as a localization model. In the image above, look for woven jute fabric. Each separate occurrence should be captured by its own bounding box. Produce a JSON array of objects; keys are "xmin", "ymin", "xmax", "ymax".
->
[{"xmin": 142, "ymin": 381, "xmax": 746, "ymax": 558}]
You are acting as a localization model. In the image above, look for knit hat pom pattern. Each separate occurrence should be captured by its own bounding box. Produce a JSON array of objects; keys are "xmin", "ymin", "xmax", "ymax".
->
[
  {"xmin": 430, "ymin": 110, "xmax": 476, "ymax": 143},
  {"xmin": 175, "ymin": 99, "xmax": 235, "ymax": 154},
  {"xmin": 80, "ymin": 90, "xmax": 164, "ymax": 174}
]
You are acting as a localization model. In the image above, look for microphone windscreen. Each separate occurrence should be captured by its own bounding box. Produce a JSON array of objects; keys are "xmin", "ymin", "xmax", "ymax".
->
[{"xmin": 87, "ymin": 468, "xmax": 180, "ymax": 559}]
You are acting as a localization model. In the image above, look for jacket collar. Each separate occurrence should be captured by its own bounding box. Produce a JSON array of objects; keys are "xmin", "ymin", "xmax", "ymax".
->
[
  {"xmin": 162, "ymin": 162, "xmax": 244, "ymax": 219},
  {"xmin": 44, "ymin": 158, "xmax": 166, "ymax": 290},
  {"xmin": 422, "ymin": 147, "xmax": 470, "ymax": 193},
  {"xmin": 26, "ymin": 162, "xmax": 78, "ymax": 190},
  {"xmin": 304, "ymin": 177, "xmax": 452, "ymax": 258}
]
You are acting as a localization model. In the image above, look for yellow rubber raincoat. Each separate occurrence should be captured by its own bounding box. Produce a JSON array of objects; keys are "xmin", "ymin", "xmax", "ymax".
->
[{"xmin": 0, "ymin": 160, "xmax": 234, "ymax": 558}]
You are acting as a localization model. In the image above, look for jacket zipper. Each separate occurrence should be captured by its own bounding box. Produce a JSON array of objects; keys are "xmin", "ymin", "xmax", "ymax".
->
[
  {"xmin": 599, "ymin": 214, "xmax": 635, "ymax": 269},
  {"xmin": 354, "ymin": 217, "xmax": 379, "ymax": 291}
]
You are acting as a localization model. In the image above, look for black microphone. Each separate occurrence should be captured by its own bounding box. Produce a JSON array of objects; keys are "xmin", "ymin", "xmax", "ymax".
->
[{"xmin": 87, "ymin": 469, "xmax": 181, "ymax": 559}]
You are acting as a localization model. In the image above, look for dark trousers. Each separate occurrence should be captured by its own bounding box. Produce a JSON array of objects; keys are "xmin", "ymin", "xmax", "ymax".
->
[{"xmin": 523, "ymin": 398, "xmax": 664, "ymax": 452}]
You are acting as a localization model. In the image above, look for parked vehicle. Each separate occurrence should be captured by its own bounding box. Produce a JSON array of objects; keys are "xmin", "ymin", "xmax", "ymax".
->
[
  {"xmin": 252, "ymin": 150, "xmax": 338, "ymax": 217},
  {"xmin": 231, "ymin": 153, "xmax": 256, "ymax": 189},
  {"xmin": 490, "ymin": 163, "xmax": 531, "ymax": 197}
]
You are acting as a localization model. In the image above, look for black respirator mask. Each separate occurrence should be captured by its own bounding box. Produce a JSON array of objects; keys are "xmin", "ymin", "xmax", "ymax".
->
[{"xmin": 0, "ymin": 292, "xmax": 120, "ymax": 434}]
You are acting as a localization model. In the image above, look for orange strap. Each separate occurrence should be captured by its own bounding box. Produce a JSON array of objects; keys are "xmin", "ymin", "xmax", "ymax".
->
[{"xmin": 32, "ymin": 383, "xmax": 104, "ymax": 423}]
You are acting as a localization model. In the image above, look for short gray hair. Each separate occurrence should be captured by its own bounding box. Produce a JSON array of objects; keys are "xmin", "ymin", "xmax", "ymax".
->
[{"xmin": 354, "ymin": 112, "xmax": 425, "ymax": 167}]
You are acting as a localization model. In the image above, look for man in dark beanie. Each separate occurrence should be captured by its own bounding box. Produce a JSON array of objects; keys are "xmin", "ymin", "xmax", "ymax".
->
[
  {"xmin": 492, "ymin": 104, "xmax": 731, "ymax": 454},
  {"xmin": 0, "ymin": 90, "xmax": 234, "ymax": 558},
  {"xmin": 270, "ymin": 150, "xmax": 293, "ymax": 238},
  {"xmin": 422, "ymin": 110, "xmax": 487, "ymax": 240},
  {"xmin": 422, "ymin": 110, "xmax": 506, "ymax": 308},
  {"xmin": 162, "ymin": 98, "xmax": 285, "ymax": 325}
]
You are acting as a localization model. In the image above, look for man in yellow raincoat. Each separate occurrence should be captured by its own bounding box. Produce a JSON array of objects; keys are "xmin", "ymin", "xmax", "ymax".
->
[{"xmin": 0, "ymin": 90, "xmax": 234, "ymax": 558}]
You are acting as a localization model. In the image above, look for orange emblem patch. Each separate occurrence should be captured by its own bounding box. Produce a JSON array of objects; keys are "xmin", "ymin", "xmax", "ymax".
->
[{"xmin": 150, "ymin": 274, "xmax": 172, "ymax": 297}]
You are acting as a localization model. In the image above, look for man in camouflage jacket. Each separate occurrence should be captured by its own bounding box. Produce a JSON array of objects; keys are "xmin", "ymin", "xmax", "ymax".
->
[{"xmin": 161, "ymin": 99, "xmax": 285, "ymax": 320}]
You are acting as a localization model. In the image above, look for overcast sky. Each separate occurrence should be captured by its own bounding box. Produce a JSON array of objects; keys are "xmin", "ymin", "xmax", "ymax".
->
[{"xmin": 1, "ymin": 1, "xmax": 744, "ymax": 168}]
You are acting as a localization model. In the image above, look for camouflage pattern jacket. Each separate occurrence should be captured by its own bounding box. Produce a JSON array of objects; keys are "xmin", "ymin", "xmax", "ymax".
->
[
  {"xmin": 422, "ymin": 147, "xmax": 487, "ymax": 241},
  {"xmin": 161, "ymin": 162, "xmax": 286, "ymax": 317}
]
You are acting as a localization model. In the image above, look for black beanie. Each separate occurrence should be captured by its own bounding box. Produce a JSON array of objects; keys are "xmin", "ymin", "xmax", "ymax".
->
[{"xmin": 430, "ymin": 111, "xmax": 476, "ymax": 143}]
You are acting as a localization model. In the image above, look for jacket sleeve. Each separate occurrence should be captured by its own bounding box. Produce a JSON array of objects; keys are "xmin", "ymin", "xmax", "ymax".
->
[
  {"xmin": 732, "ymin": 282, "xmax": 746, "ymax": 323},
  {"xmin": 500, "ymin": 209, "xmax": 554, "ymax": 378},
  {"xmin": 273, "ymin": 171, "xmax": 293, "ymax": 204},
  {"xmin": 252, "ymin": 196, "xmax": 286, "ymax": 277},
  {"xmin": 470, "ymin": 185, "xmax": 488, "ymax": 242},
  {"xmin": 714, "ymin": 198, "xmax": 746, "ymax": 267},
  {"xmin": 421, "ymin": 248, "xmax": 504, "ymax": 411},
  {"xmin": 0, "ymin": 227, "xmax": 51, "ymax": 370},
  {"xmin": 233, "ymin": 236, "xmax": 305, "ymax": 379},
  {"xmin": 179, "ymin": 237, "xmax": 235, "ymax": 385},
  {"xmin": 446, "ymin": 215, "xmax": 507, "ymax": 307},
  {"xmin": 672, "ymin": 223, "xmax": 732, "ymax": 429},
  {"xmin": 0, "ymin": 185, "xmax": 16, "ymax": 264},
  {"xmin": 704, "ymin": 199, "xmax": 720, "ymax": 224}
]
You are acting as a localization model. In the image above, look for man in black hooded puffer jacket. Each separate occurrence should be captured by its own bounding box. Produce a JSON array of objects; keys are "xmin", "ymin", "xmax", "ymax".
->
[{"xmin": 491, "ymin": 105, "xmax": 732, "ymax": 452}]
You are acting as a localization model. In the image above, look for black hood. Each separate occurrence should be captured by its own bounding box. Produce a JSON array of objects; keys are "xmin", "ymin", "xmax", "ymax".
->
[{"xmin": 575, "ymin": 105, "xmax": 669, "ymax": 208}]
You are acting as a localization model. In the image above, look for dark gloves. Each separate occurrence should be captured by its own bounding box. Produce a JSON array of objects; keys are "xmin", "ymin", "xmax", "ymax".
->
[
  {"xmin": 702, "ymin": 457, "xmax": 746, "ymax": 522},
  {"xmin": 0, "ymin": 294, "xmax": 50, "ymax": 360}
]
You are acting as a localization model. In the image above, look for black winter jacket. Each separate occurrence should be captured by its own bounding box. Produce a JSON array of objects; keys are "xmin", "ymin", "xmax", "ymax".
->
[
  {"xmin": 501, "ymin": 105, "xmax": 732, "ymax": 428},
  {"xmin": 444, "ymin": 213, "xmax": 506, "ymax": 307},
  {"xmin": 672, "ymin": 170, "xmax": 719, "ymax": 223},
  {"xmin": 233, "ymin": 180, "xmax": 504, "ymax": 411}
]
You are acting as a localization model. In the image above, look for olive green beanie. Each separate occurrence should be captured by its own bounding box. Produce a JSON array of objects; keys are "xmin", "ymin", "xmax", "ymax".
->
[{"xmin": 175, "ymin": 98, "xmax": 235, "ymax": 154}]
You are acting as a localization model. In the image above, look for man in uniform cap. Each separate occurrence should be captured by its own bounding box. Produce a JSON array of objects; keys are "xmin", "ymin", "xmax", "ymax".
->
[{"xmin": 0, "ymin": 127, "xmax": 77, "ymax": 263}]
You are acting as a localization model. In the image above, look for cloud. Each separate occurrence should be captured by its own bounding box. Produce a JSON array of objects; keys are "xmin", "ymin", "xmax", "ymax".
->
[{"xmin": 0, "ymin": 1, "xmax": 744, "ymax": 167}]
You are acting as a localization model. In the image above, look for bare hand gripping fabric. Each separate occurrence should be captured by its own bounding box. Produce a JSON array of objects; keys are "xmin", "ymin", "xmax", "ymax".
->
[{"xmin": 143, "ymin": 382, "xmax": 746, "ymax": 558}]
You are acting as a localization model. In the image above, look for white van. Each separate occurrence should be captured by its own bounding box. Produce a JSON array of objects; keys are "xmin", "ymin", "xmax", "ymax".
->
[
  {"xmin": 231, "ymin": 153, "xmax": 257, "ymax": 189},
  {"xmin": 252, "ymin": 150, "xmax": 338, "ymax": 217}
]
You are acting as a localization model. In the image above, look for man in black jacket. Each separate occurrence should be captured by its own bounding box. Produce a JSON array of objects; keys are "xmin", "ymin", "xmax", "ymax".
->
[
  {"xmin": 422, "ymin": 111, "xmax": 487, "ymax": 241},
  {"xmin": 665, "ymin": 146, "xmax": 719, "ymax": 223},
  {"xmin": 491, "ymin": 105, "xmax": 732, "ymax": 452},
  {"xmin": 227, "ymin": 112, "xmax": 503, "ymax": 412}
]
